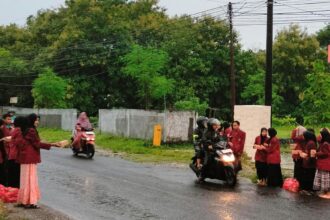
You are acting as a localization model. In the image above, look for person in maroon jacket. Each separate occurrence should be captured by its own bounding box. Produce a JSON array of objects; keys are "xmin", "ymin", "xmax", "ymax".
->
[
  {"xmin": 291, "ymin": 126, "xmax": 306, "ymax": 179},
  {"xmin": 15, "ymin": 114, "xmax": 62, "ymax": 209},
  {"xmin": 253, "ymin": 128, "xmax": 268, "ymax": 186},
  {"xmin": 297, "ymin": 131, "xmax": 317, "ymax": 193},
  {"xmin": 264, "ymin": 128, "xmax": 283, "ymax": 187},
  {"xmin": 229, "ymin": 121, "xmax": 246, "ymax": 172},
  {"xmin": 0, "ymin": 119, "xmax": 7, "ymax": 185},
  {"xmin": 312, "ymin": 128, "xmax": 330, "ymax": 199}
]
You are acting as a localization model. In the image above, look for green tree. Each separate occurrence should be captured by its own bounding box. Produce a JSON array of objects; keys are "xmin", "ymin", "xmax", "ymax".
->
[
  {"xmin": 300, "ymin": 61, "xmax": 330, "ymax": 125},
  {"xmin": 32, "ymin": 68, "xmax": 69, "ymax": 108},
  {"xmin": 122, "ymin": 44, "xmax": 171, "ymax": 109},
  {"xmin": 273, "ymin": 25, "xmax": 321, "ymax": 116},
  {"xmin": 174, "ymin": 96, "xmax": 208, "ymax": 115},
  {"xmin": 317, "ymin": 24, "xmax": 330, "ymax": 48}
]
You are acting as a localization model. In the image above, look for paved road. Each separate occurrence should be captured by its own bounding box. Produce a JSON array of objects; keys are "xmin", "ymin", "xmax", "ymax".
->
[{"xmin": 39, "ymin": 148, "xmax": 330, "ymax": 220}]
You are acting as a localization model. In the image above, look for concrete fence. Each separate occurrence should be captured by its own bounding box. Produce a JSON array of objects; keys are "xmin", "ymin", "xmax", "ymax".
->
[
  {"xmin": 99, "ymin": 109, "xmax": 197, "ymax": 142},
  {"xmin": 0, "ymin": 106, "xmax": 77, "ymax": 130}
]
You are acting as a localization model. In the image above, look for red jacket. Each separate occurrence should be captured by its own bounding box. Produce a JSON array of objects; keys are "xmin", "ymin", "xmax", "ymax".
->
[
  {"xmin": 316, "ymin": 142, "xmax": 330, "ymax": 171},
  {"xmin": 7, "ymin": 128, "xmax": 20, "ymax": 160},
  {"xmin": 300, "ymin": 140, "xmax": 317, "ymax": 169},
  {"xmin": 16, "ymin": 128, "xmax": 52, "ymax": 164},
  {"xmin": 230, "ymin": 129, "xmax": 246, "ymax": 157},
  {"xmin": 254, "ymin": 136, "xmax": 268, "ymax": 162},
  {"xmin": 291, "ymin": 135, "xmax": 304, "ymax": 160},
  {"xmin": 1, "ymin": 125, "xmax": 13, "ymax": 157},
  {"xmin": 266, "ymin": 137, "xmax": 281, "ymax": 164}
]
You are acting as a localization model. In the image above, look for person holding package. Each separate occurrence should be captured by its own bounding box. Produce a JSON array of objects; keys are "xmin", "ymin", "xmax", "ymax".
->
[
  {"xmin": 264, "ymin": 128, "xmax": 283, "ymax": 187},
  {"xmin": 312, "ymin": 128, "xmax": 330, "ymax": 199},
  {"xmin": 253, "ymin": 128, "xmax": 268, "ymax": 186},
  {"xmin": 15, "ymin": 114, "xmax": 62, "ymax": 209},
  {"xmin": 297, "ymin": 131, "xmax": 317, "ymax": 193},
  {"xmin": 291, "ymin": 126, "xmax": 307, "ymax": 179}
]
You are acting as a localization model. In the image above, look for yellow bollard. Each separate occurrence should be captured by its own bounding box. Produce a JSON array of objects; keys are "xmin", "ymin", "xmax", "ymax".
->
[{"xmin": 153, "ymin": 124, "xmax": 162, "ymax": 146}]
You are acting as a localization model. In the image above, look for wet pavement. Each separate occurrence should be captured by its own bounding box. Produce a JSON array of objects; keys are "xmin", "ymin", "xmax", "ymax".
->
[{"xmin": 39, "ymin": 149, "xmax": 330, "ymax": 220}]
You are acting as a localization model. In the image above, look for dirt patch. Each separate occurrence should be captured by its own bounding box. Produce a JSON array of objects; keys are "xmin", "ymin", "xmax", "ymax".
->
[{"xmin": 5, "ymin": 204, "xmax": 73, "ymax": 220}]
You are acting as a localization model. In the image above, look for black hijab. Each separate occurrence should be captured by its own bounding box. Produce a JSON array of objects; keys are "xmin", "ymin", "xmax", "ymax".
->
[
  {"xmin": 260, "ymin": 127, "xmax": 268, "ymax": 144},
  {"xmin": 320, "ymin": 128, "xmax": 330, "ymax": 143},
  {"xmin": 26, "ymin": 113, "xmax": 39, "ymax": 129},
  {"xmin": 14, "ymin": 116, "xmax": 29, "ymax": 136},
  {"xmin": 268, "ymin": 128, "xmax": 277, "ymax": 142},
  {"xmin": 303, "ymin": 131, "xmax": 317, "ymax": 143}
]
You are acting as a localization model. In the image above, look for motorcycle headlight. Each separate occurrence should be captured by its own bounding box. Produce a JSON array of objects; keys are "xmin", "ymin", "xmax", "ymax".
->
[{"xmin": 222, "ymin": 154, "xmax": 235, "ymax": 163}]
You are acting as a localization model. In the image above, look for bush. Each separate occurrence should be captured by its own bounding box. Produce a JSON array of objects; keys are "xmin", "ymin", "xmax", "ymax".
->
[{"xmin": 272, "ymin": 116, "xmax": 296, "ymax": 127}]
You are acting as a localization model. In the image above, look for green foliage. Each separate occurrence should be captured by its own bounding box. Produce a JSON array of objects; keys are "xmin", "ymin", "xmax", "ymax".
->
[
  {"xmin": 273, "ymin": 25, "xmax": 321, "ymax": 116},
  {"xmin": 122, "ymin": 44, "xmax": 171, "ymax": 108},
  {"xmin": 272, "ymin": 116, "xmax": 296, "ymax": 127},
  {"xmin": 32, "ymin": 68, "xmax": 69, "ymax": 108},
  {"xmin": 317, "ymin": 24, "xmax": 330, "ymax": 48},
  {"xmin": 300, "ymin": 61, "xmax": 330, "ymax": 125},
  {"xmin": 174, "ymin": 96, "xmax": 208, "ymax": 115}
]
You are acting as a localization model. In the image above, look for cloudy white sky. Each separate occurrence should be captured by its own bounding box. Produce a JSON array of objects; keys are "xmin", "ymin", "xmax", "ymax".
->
[{"xmin": 0, "ymin": 0, "xmax": 327, "ymax": 50}]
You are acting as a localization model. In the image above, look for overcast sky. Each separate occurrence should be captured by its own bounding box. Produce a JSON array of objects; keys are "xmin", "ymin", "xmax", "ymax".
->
[{"xmin": 0, "ymin": 0, "xmax": 327, "ymax": 50}]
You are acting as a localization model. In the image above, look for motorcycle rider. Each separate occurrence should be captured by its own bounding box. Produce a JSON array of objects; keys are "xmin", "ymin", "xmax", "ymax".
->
[{"xmin": 193, "ymin": 116, "xmax": 208, "ymax": 169}]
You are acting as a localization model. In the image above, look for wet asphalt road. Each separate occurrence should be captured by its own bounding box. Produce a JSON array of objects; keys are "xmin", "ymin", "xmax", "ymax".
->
[{"xmin": 38, "ymin": 148, "xmax": 330, "ymax": 220}]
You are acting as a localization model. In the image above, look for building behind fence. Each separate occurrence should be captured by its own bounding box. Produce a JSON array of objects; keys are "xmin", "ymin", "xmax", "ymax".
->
[
  {"xmin": 99, "ymin": 109, "xmax": 197, "ymax": 142},
  {"xmin": 0, "ymin": 106, "xmax": 77, "ymax": 130}
]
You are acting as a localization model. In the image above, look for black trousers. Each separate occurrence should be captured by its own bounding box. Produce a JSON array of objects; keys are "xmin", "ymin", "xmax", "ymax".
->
[
  {"xmin": 0, "ymin": 163, "xmax": 6, "ymax": 185},
  {"xmin": 297, "ymin": 167, "xmax": 316, "ymax": 191},
  {"xmin": 6, "ymin": 160, "xmax": 20, "ymax": 188},
  {"xmin": 267, "ymin": 164, "xmax": 283, "ymax": 187},
  {"xmin": 255, "ymin": 161, "xmax": 268, "ymax": 180}
]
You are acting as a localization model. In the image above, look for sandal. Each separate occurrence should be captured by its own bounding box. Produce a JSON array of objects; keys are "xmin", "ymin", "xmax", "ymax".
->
[
  {"xmin": 14, "ymin": 204, "xmax": 25, "ymax": 208},
  {"xmin": 24, "ymin": 204, "xmax": 40, "ymax": 209}
]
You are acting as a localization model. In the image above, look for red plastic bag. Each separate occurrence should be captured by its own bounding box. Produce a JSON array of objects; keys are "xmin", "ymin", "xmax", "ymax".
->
[
  {"xmin": 283, "ymin": 178, "xmax": 300, "ymax": 193},
  {"xmin": 0, "ymin": 184, "xmax": 19, "ymax": 203}
]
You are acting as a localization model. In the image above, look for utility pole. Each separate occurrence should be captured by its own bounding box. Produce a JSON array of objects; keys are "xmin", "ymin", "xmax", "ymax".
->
[
  {"xmin": 265, "ymin": 0, "xmax": 273, "ymax": 106},
  {"xmin": 228, "ymin": 2, "xmax": 235, "ymax": 120}
]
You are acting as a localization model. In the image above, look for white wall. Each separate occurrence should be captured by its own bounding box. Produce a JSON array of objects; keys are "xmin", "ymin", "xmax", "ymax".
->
[{"xmin": 234, "ymin": 105, "xmax": 271, "ymax": 159}]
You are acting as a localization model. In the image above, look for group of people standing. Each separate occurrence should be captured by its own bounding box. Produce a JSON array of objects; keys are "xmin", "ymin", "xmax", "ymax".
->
[
  {"xmin": 253, "ymin": 118, "xmax": 330, "ymax": 199},
  {"xmin": 253, "ymin": 127, "xmax": 283, "ymax": 187},
  {"xmin": 291, "ymin": 124, "xmax": 330, "ymax": 199},
  {"xmin": 0, "ymin": 112, "xmax": 63, "ymax": 208}
]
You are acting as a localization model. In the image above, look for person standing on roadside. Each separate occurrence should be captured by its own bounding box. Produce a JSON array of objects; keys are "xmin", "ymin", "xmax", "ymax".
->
[
  {"xmin": 229, "ymin": 121, "xmax": 246, "ymax": 172},
  {"xmin": 0, "ymin": 119, "xmax": 7, "ymax": 185},
  {"xmin": 253, "ymin": 128, "xmax": 268, "ymax": 186},
  {"xmin": 312, "ymin": 128, "xmax": 330, "ymax": 199},
  {"xmin": 264, "ymin": 128, "xmax": 283, "ymax": 187},
  {"xmin": 15, "ymin": 114, "xmax": 62, "ymax": 209}
]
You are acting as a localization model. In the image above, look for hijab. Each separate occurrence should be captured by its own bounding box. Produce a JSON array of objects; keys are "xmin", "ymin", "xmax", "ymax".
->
[
  {"xmin": 260, "ymin": 127, "xmax": 268, "ymax": 144},
  {"xmin": 76, "ymin": 112, "xmax": 92, "ymax": 129},
  {"xmin": 320, "ymin": 128, "xmax": 330, "ymax": 143}
]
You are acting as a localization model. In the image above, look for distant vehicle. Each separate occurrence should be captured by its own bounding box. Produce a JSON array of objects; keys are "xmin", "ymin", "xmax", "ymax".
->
[{"xmin": 71, "ymin": 128, "xmax": 95, "ymax": 159}]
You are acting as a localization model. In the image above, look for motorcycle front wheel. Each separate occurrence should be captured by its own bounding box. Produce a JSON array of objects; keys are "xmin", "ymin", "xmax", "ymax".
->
[{"xmin": 224, "ymin": 166, "xmax": 237, "ymax": 187}]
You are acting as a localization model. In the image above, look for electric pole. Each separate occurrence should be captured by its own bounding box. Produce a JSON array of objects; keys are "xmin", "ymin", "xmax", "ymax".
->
[
  {"xmin": 228, "ymin": 2, "xmax": 235, "ymax": 120},
  {"xmin": 265, "ymin": 0, "xmax": 273, "ymax": 106}
]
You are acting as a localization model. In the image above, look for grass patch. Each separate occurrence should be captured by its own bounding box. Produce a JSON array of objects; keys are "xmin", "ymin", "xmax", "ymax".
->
[{"xmin": 0, "ymin": 202, "xmax": 8, "ymax": 220}]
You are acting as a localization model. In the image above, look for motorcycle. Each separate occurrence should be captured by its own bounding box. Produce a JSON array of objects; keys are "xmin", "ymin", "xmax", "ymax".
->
[
  {"xmin": 190, "ymin": 139, "xmax": 237, "ymax": 186},
  {"xmin": 72, "ymin": 128, "xmax": 96, "ymax": 159}
]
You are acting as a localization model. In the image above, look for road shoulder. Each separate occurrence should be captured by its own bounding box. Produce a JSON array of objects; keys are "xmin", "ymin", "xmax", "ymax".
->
[{"xmin": 5, "ymin": 203, "xmax": 73, "ymax": 220}]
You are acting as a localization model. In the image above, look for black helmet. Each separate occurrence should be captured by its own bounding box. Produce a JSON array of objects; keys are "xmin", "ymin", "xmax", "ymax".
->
[
  {"xmin": 221, "ymin": 121, "xmax": 230, "ymax": 130},
  {"xmin": 207, "ymin": 118, "xmax": 221, "ymax": 128},
  {"xmin": 197, "ymin": 116, "xmax": 208, "ymax": 128}
]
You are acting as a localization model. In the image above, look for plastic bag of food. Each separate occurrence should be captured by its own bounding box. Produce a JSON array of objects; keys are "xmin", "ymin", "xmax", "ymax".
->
[{"xmin": 283, "ymin": 178, "xmax": 300, "ymax": 193}]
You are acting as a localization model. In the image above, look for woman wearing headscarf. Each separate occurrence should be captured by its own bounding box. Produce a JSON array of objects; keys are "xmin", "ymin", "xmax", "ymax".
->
[
  {"xmin": 291, "ymin": 126, "xmax": 307, "ymax": 179},
  {"xmin": 312, "ymin": 128, "xmax": 330, "ymax": 199},
  {"xmin": 16, "ymin": 113, "xmax": 61, "ymax": 209},
  {"xmin": 265, "ymin": 128, "xmax": 283, "ymax": 187},
  {"xmin": 0, "ymin": 119, "xmax": 7, "ymax": 185},
  {"xmin": 72, "ymin": 112, "xmax": 92, "ymax": 150},
  {"xmin": 297, "ymin": 131, "xmax": 317, "ymax": 193},
  {"xmin": 253, "ymin": 128, "xmax": 268, "ymax": 186}
]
